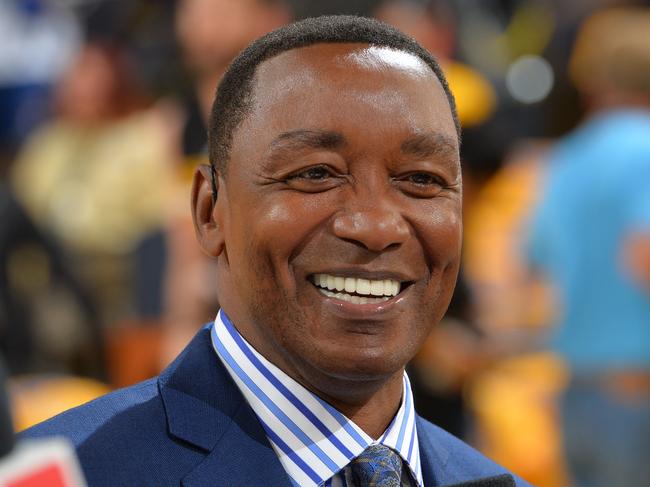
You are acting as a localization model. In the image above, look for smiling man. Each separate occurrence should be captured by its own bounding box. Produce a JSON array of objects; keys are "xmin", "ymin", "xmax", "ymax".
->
[{"xmin": 22, "ymin": 16, "xmax": 529, "ymax": 487}]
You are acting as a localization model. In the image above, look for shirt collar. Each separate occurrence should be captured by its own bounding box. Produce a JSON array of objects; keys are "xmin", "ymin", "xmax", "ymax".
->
[{"xmin": 210, "ymin": 310, "xmax": 423, "ymax": 487}]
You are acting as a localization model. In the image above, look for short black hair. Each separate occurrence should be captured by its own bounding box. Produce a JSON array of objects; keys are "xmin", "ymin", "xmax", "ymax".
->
[{"xmin": 208, "ymin": 15, "xmax": 460, "ymax": 172}]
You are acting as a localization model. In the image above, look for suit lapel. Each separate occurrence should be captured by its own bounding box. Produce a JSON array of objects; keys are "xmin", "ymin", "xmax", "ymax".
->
[
  {"xmin": 158, "ymin": 326, "xmax": 292, "ymax": 487},
  {"xmin": 181, "ymin": 396, "xmax": 292, "ymax": 487},
  {"xmin": 416, "ymin": 415, "xmax": 450, "ymax": 486},
  {"xmin": 415, "ymin": 416, "xmax": 518, "ymax": 487},
  {"xmin": 162, "ymin": 327, "xmax": 484, "ymax": 486}
]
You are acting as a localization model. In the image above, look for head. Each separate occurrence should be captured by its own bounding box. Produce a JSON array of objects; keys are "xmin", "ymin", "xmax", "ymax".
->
[
  {"xmin": 373, "ymin": 0, "xmax": 456, "ymax": 60},
  {"xmin": 54, "ymin": 42, "xmax": 146, "ymax": 124},
  {"xmin": 570, "ymin": 7, "xmax": 650, "ymax": 109},
  {"xmin": 193, "ymin": 16, "xmax": 462, "ymax": 402},
  {"xmin": 175, "ymin": 0, "xmax": 291, "ymax": 78}
]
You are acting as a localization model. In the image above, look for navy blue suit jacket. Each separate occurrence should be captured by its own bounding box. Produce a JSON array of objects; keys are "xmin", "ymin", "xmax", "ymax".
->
[{"xmin": 21, "ymin": 326, "xmax": 531, "ymax": 486}]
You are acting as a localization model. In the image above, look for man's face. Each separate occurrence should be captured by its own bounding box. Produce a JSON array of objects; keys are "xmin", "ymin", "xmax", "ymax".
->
[
  {"xmin": 208, "ymin": 43, "xmax": 461, "ymax": 397},
  {"xmin": 176, "ymin": 0, "xmax": 286, "ymax": 74}
]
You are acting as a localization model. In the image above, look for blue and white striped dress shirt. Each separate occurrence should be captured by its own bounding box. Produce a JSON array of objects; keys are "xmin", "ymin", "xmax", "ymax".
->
[{"xmin": 211, "ymin": 310, "xmax": 423, "ymax": 487}]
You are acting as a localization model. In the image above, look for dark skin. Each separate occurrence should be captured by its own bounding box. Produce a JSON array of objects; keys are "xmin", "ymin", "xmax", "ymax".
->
[{"xmin": 192, "ymin": 43, "xmax": 462, "ymax": 438}]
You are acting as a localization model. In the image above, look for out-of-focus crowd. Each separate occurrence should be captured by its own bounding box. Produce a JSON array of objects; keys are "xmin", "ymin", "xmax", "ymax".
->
[{"xmin": 1, "ymin": 1, "xmax": 649, "ymax": 486}]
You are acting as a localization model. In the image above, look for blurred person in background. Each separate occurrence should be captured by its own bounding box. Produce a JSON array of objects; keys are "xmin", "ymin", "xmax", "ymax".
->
[
  {"xmin": 160, "ymin": 0, "xmax": 291, "ymax": 365},
  {"xmin": 0, "ymin": 0, "xmax": 81, "ymax": 172},
  {"xmin": 10, "ymin": 41, "xmax": 175, "ymax": 332},
  {"xmin": 525, "ymin": 8, "xmax": 650, "ymax": 486},
  {"xmin": 174, "ymin": 0, "xmax": 291, "ymax": 164}
]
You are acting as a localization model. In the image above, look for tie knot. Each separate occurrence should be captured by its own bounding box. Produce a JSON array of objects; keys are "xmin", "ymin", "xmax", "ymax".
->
[{"xmin": 350, "ymin": 444, "xmax": 403, "ymax": 486}]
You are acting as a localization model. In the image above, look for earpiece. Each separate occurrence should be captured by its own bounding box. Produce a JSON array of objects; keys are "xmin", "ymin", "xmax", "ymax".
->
[{"xmin": 210, "ymin": 164, "xmax": 218, "ymax": 204}]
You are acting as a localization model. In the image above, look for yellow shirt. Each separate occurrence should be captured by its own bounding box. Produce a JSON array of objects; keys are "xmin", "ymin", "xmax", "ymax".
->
[{"xmin": 12, "ymin": 110, "xmax": 174, "ymax": 255}]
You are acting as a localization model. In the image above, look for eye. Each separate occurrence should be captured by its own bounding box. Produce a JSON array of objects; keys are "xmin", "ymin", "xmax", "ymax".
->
[
  {"xmin": 395, "ymin": 171, "xmax": 447, "ymax": 197},
  {"xmin": 407, "ymin": 172, "xmax": 441, "ymax": 186},
  {"xmin": 285, "ymin": 164, "xmax": 343, "ymax": 192},
  {"xmin": 291, "ymin": 166, "xmax": 332, "ymax": 181}
]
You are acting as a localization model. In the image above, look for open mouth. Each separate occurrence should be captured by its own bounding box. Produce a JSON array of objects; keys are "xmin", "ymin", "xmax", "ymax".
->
[{"xmin": 310, "ymin": 273, "xmax": 409, "ymax": 305}]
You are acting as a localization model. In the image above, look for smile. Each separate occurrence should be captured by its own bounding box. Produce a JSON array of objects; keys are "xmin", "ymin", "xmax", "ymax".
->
[{"xmin": 311, "ymin": 273, "xmax": 403, "ymax": 305}]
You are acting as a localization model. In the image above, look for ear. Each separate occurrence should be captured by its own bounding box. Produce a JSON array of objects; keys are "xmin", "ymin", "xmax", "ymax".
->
[{"xmin": 191, "ymin": 165, "xmax": 225, "ymax": 257}]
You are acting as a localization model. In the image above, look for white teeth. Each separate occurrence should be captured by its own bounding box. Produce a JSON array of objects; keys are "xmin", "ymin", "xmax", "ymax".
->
[
  {"xmin": 388, "ymin": 279, "xmax": 399, "ymax": 296},
  {"xmin": 356, "ymin": 279, "xmax": 371, "ymax": 295},
  {"xmin": 319, "ymin": 289, "xmax": 391, "ymax": 304},
  {"xmin": 327, "ymin": 275, "xmax": 335, "ymax": 291},
  {"xmin": 370, "ymin": 280, "xmax": 384, "ymax": 296},
  {"xmin": 344, "ymin": 277, "xmax": 355, "ymax": 293},
  {"xmin": 312, "ymin": 274, "xmax": 401, "ymax": 298},
  {"xmin": 334, "ymin": 276, "xmax": 345, "ymax": 291}
]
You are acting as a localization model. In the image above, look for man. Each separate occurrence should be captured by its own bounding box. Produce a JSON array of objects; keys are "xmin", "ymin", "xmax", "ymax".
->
[
  {"xmin": 23, "ymin": 16, "xmax": 529, "ymax": 486},
  {"xmin": 525, "ymin": 8, "xmax": 650, "ymax": 487}
]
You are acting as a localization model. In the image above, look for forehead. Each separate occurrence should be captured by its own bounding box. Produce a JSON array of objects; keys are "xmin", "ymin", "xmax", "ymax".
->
[
  {"xmin": 230, "ymin": 43, "xmax": 457, "ymax": 163},
  {"xmin": 273, "ymin": 42, "xmax": 434, "ymax": 76},
  {"xmin": 253, "ymin": 42, "xmax": 446, "ymax": 112}
]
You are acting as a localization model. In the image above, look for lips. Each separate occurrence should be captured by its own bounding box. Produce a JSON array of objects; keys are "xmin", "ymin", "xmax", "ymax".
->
[{"xmin": 310, "ymin": 273, "xmax": 406, "ymax": 305}]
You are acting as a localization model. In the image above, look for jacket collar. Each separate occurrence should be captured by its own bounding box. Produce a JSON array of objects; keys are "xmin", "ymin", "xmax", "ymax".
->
[
  {"xmin": 157, "ymin": 325, "xmax": 505, "ymax": 487},
  {"xmin": 158, "ymin": 325, "xmax": 292, "ymax": 486},
  {"xmin": 416, "ymin": 415, "xmax": 450, "ymax": 486}
]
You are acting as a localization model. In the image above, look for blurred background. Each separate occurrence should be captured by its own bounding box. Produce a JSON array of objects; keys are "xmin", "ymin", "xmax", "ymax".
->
[{"xmin": 1, "ymin": 0, "xmax": 650, "ymax": 486}]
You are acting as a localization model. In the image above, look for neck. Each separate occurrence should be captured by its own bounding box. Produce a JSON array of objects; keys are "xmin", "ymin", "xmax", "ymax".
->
[
  {"xmin": 316, "ymin": 371, "xmax": 405, "ymax": 439},
  {"xmin": 220, "ymin": 318, "xmax": 406, "ymax": 439},
  {"xmin": 216, "ymin": 283, "xmax": 410, "ymax": 440},
  {"xmin": 269, "ymin": 342, "xmax": 407, "ymax": 439}
]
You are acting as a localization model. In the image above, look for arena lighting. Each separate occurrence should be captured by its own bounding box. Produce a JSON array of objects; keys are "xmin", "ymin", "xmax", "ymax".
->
[{"xmin": 506, "ymin": 54, "xmax": 554, "ymax": 104}]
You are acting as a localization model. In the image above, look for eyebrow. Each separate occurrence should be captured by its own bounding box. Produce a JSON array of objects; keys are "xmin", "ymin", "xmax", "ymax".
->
[
  {"xmin": 268, "ymin": 129, "xmax": 347, "ymax": 153},
  {"xmin": 261, "ymin": 129, "xmax": 458, "ymax": 171},
  {"xmin": 400, "ymin": 132, "xmax": 459, "ymax": 159}
]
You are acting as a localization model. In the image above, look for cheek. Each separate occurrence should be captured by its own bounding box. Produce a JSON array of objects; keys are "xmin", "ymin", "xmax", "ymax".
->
[
  {"xmin": 416, "ymin": 201, "xmax": 463, "ymax": 266},
  {"xmin": 259, "ymin": 200, "xmax": 297, "ymax": 225},
  {"xmin": 235, "ymin": 195, "xmax": 331, "ymax": 279},
  {"xmin": 230, "ymin": 197, "xmax": 295, "ymax": 252},
  {"xmin": 411, "ymin": 202, "xmax": 462, "ymax": 322}
]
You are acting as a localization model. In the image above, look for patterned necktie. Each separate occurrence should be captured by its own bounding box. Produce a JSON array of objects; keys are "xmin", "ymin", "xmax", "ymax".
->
[{"xmin": 350, "ymin": 443, "xmax": 403, "ymax": 487}]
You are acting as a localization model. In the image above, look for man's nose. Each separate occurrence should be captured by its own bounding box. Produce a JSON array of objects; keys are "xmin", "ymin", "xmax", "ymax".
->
[{"xmin": 331, "ymin": 198, "xmax": 410, "ymax": 252}]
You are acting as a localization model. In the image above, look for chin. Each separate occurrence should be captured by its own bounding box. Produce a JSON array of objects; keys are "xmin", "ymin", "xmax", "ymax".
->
[{"xmin": 308, "ymin": 341, "xmax": 411, "ymax": 383}]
